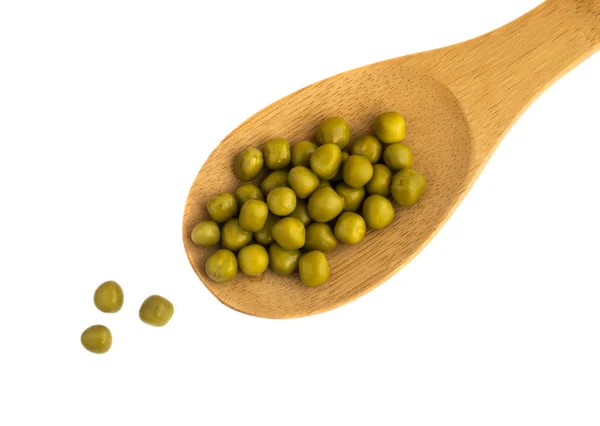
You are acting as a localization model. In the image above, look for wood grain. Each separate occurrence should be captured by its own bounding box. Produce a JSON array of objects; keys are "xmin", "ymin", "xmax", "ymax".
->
[{"xmin": 182, "ymin": 0, "xmax": 600, "ymax": 319}]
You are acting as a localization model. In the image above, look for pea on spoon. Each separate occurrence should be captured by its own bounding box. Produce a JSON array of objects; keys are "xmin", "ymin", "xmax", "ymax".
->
[{"xmin": 183, "ymin": 0, "xmax": 600, "ymax": 319}]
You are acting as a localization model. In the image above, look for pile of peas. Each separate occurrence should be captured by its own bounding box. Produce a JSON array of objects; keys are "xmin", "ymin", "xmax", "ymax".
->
[{"xmin": 191, "ymin": 112, "xmax": 426, "ymax": 287}]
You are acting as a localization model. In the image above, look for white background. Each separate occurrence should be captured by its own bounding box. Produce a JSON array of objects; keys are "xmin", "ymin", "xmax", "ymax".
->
[{"xmin": 1, "ymin": 0, "xmax": 599, "ymax": 425}]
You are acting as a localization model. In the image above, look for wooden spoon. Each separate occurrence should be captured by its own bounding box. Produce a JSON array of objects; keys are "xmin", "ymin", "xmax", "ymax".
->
[{"xmin": 183, "ymin": 0, "xmax": 600, "ymax": 319}]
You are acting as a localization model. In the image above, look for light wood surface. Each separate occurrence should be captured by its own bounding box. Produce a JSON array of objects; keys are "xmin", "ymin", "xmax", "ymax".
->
[{"xmin": 182, "ymin": 0, "xmax": 600, "ymax": 319}]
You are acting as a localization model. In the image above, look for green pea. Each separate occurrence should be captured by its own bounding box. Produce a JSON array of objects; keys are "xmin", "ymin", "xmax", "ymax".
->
[
  {"xmin": 362, "ymin": 194, "xmax": 395, "ymax": 229},
  {"xmin": 343, "ymin": 155, "xmax": 373, "ymax": 188},
  {"xmin": 205, "ymin": 249, "xmax": 238, "ymax": 282},
  {"xmin": 221, "ymin": 218, "xmax": 253, "ymax": 252},
  {"xmin": 373, "ymin": 111, "xmax": 406, "ymax": 144},
  {"xmin": 235, "ymin": 147, "xmax": 264, "ymax": 181},
  {"xmin": 81, "ymin": 325, "xmax": 112, "ymax": 354},
  {"xmin": 304, "ymin": 223, "xmax": 337, "ymax": 252},
  {"xmin": 334, "ymin": 212, "xmax": 366, "ymax": 245},
  {"xmin": 269, "ymin": 243, "xmax": 301, "ymax": 276},
  {"xmin": 271, "ymin": 217, "xmax": 305, "ymax": 251},
  {"xmin": 366, "ymin": 164, "xmax": 392, "ymax": 196},
  {"xmin": 350, "ymin": 135, "xmax": 382, "ymax": 164},
  {"xmin": 288, "ymin": 166, "xmax": 320, "ymax": 199},
  {"xmin": 291, "ymin": 140, "xmax": 318, "ymax": 167},
  {"xmin": 390, "ymin": 168, "xmax": 426, "ymax": 206},
  {"xmin": 207, "ymin": 192, "xmax": 238, "ymax": 223},
  {"xmin": 93, "ymin": 280, "xmax": 124, "ymax": 313},
  {"xmin": 191, "ymin": 220, "xmax": 221, "ymax": 247},
  {"xmin": 234, "ymin": 184, "xmax": 264, "ymax": 206},
  {"xmin": 316, "ymin": 117, "xmax": 351, "ymax": 150},
  {"xmin": 254, "ymin": 213, "xmax": 279, "ymax": 246},
  {"xmin": 335, "ymin": 183, "xmax": 366, "ymax": 212},
  {"xmin": 289, "ymin": 199, "xmax": 312, "ymax": 226},
  {"xmin": 267, "ymin": 187, "xmax": 297, "ymax": 216},
  {"xmin": 383, "ymin": 143, "xmax": 413, "ymax": 171},
  {"xmin": 261, "ymin": 170, "xmax": 289, "ymax": 195},
  {"xmin": 263, "ymin": 138, "xmax": 291, "ymax": 170},
  {"xmin": 307, "ymin": 186, "xmax": 345, "ymax": 223},
  {"xmin": 299, "ymin": 251, "xmax": 330, "ymax": 287},
  {"xmin": 310, "ymin": 143, "xmax": 342, "ymax": 180},
  {"xmin": 238, "ymin": 244, "xmax": 269, "ymax": 276},
  {"xmin": 239, "ymin": 200, "xmax": 269, "ymax": 232},
  {"xmin": 139, "ymin": 295, "xmax": 174, "ymax": 327}
]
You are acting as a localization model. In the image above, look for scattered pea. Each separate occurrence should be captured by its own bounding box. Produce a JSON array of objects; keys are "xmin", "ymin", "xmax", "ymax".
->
[
  {"xmin": 139, "ymin": 295, "xmax": 174, "ymax": 327},
  {"xmin": 81, "ymin": 325, "xmax": 112, "ymax": 354},
  {"xmin": 93, "ymin": 280, "xmax": 124, "ymax": 313}
]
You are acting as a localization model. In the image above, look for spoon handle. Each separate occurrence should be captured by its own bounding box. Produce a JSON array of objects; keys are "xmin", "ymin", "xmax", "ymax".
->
[{"xmin": 420, "ymin": 0, "xmax": 600, "ymax": 154}]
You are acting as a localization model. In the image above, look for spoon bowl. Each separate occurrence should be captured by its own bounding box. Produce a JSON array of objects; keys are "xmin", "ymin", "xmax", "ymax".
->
[{"xmin": 183, "ymin": 0, "xmax": 600, "ymax": 319}]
